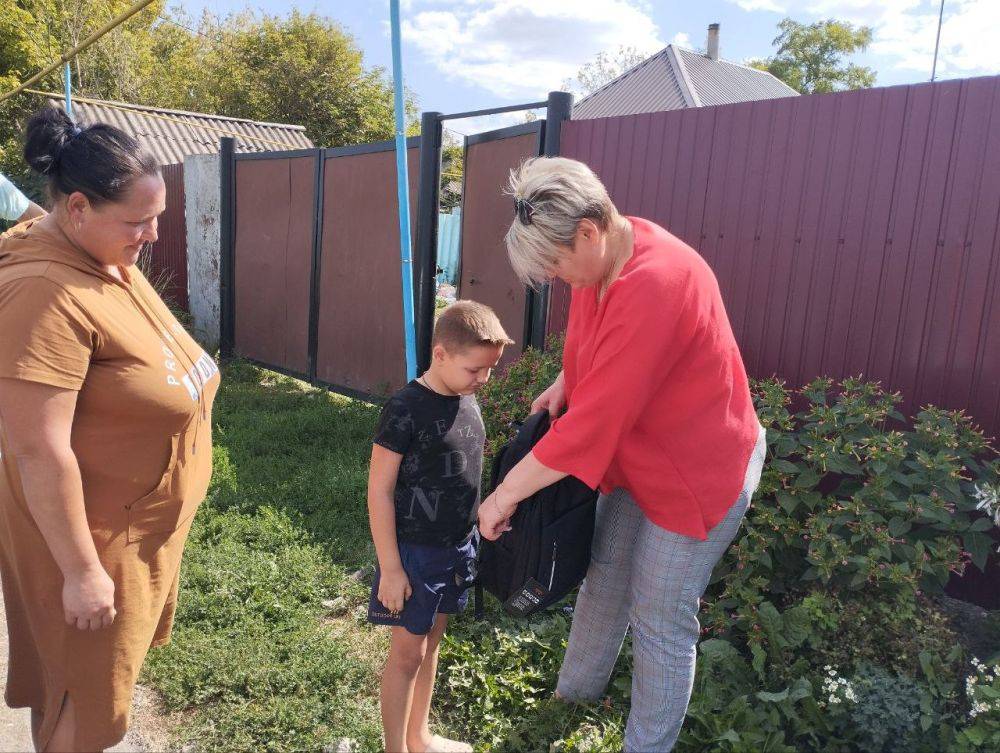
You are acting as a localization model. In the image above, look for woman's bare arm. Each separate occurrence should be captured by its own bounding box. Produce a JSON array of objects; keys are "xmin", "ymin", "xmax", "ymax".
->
[{"xmin": 0, "ymin": 378, "xmax": 115, "ymax": 629}]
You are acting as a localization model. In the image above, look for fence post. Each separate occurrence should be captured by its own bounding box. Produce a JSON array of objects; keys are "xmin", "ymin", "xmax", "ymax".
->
[
  {"xmin": 219, "ymin": 136, "xmax": 236, "ymax": 359},
  {"xmin": 527, "ymin": 91, "xmax": 574, "ymax": 350},
  {"xmin": 415, "ymin": 111, "xmax": 443, "ymax": 374},
  {"xmin": 307, "ymin": 148, "xmax": 326, "ymax": 383}
]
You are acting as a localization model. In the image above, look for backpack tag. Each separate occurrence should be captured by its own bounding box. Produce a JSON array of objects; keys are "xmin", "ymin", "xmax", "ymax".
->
[{"xmin": 503, "ymin": 577, "xmax": 550, "ymax": 616}]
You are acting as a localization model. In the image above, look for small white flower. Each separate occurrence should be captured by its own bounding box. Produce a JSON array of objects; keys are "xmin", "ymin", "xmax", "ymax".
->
[{"xmin": 973, "ymin": 483, "xmax": 1000, "ymax": 526}]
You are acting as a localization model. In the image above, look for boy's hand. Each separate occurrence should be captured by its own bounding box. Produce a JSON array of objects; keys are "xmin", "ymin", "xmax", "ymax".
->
[
  {"xmin": 478, "ymin": 491, "xmax": 515, "ymax": 541},
  {"xmin": 378, "ymin": 566, "xmax": 412, "ymax": 614}
]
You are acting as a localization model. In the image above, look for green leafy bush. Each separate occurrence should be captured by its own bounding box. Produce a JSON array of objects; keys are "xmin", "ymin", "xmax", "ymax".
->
[
  {"xmin": 847, "ymin": 664, "xmax": 923, "ymax": 752},
  {"xmin": 706, "ymin": 377, "xmax": 998, "ymax": 642},
  {"xmin": 959, "ymin": 657, "xmax": 1000, "ymax": 750},
  {"xmin": 468, "ymin": 348, "xmax": 1000, "ymax": 752},
  {"xmin": 477, "ymin": 334, "xmax": 564, "ymax": 467}
]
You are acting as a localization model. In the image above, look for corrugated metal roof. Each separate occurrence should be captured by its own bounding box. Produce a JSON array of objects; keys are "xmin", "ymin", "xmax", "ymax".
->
[
  {"xmin": 46, "ymin": 95, "xmax": 313, "ymax": 165},
  {"xmin": 573, "ymin": 49, "xmax": 688, "ymax": 119},
  {"xmin": 675, "ymin": 48, "xmax": 799, "ymax": 106},
  {"xmin": 573, "ymin": 44, "xmax": 798, "ymax": 119}
]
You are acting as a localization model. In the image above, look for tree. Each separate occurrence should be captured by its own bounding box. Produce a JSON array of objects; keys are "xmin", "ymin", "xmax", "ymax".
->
[
  {"xmin": 21, "ymin": 0, "xmax": 168, "ymax": 102},
  {"xmin": 1, "ymin": 0, "xmax": 170, "ymax": 190},
  {"xmin": 143, "ymin": 10, "xmax": 416, "ymax": 148},
  {"xmin": 439, "ymin": 137, "xmax": 463, "ymax": 213},
  {"xmin": 562, "ymin": 45, "xmax": 648, "ymax": 97},
  {"xmin": 1, "ymin": 2, "xmax": 415, "ymax": 182},
  {"xmin": 748, "ymin": 18, "xmax": 876, "ymax": 94}
]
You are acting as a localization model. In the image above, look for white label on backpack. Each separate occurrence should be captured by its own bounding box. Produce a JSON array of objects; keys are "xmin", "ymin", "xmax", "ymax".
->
[{"xmin": 503, "ymin": 578, "xmax": 550, "ymax": 617}]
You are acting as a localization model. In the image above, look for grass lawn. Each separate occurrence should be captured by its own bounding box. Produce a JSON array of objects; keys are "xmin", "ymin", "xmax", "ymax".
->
[{"xmin": 143, "ymin": 361, "xmax": 626, "ymax": 753}]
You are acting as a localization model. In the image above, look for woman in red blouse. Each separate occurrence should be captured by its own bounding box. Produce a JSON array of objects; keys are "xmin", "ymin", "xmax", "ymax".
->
[{"xmin": 478, "ymin": 157, "xmax": 767, "ymax": 752}]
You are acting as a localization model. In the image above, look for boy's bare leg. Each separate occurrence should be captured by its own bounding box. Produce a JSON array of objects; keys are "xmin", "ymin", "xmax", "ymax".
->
[
  {"xmin": 383, "ymin": 627, "xmax": 431, "ymax": 753},
  {"xmin": 406, "ymin": 614, "xmax": 471, "ymax": 753},
  {"xmin": 405, "ymin": 614, "xmax": 446, "ymax": 752}
]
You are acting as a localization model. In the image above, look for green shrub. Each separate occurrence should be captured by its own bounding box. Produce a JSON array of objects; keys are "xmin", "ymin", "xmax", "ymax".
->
[
  {"xmin": 473, "ymin": 352, "xmax": 999, "ymax": 752},
  {"xmin": 477, "ymin": 334, "xmax": 564, "ymax": 468},
  {"xmin": 677, "ymin": 638, "xmax": 840, "ymax": 753},
  {"xmin": 706, "ymin": 377, "xmax": 999, "ymax": 643},
  {"xmin": 843, "ymin": 664, "xmax": 922, "ymax": 752},
  {"xmin": 957, "ymin": 657, "xmax": 1000, "ymax": 750}
]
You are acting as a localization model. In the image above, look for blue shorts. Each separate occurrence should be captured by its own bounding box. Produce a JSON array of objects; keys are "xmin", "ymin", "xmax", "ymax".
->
[{"xmin": 368, "ymin": 537, "xmax": 478, "ymax": 635}]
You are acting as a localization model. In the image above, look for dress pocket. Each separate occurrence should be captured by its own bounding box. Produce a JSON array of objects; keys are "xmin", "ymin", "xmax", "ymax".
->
[{"xmin": 126, "ymin": 433, "xmax": 182, "ymax": 542}]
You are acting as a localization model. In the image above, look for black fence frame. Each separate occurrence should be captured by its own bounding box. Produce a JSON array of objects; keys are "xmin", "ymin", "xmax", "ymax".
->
[{"xmin": 219, "ymin": 92, "xmax": 573, "ymax": 402}]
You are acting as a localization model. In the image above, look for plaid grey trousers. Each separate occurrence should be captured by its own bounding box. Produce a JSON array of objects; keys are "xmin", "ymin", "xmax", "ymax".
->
[{"xmin": 557, "ymin": 425, "xmax": 767, "ymax": 752}]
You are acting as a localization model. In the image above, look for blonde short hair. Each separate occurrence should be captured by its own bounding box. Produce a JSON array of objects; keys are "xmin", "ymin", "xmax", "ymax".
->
[
  {"xmin": 505, "ymin": 156, "xmax": 619, "ymax": 286},
  {"xmin": 433, "ymin": 300, "xmax": 513, "ymax": 353}
]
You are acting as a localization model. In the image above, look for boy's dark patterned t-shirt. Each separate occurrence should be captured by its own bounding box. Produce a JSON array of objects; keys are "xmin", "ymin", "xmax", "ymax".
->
[{"xmin": 373, "ymin": 380, "xmax": 485, "ymax": 546}]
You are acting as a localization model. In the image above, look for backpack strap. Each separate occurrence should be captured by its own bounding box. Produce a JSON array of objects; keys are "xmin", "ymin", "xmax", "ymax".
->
[{"xmin": 474, "ymin": 581, "xmax": 485, "ymax": 620}]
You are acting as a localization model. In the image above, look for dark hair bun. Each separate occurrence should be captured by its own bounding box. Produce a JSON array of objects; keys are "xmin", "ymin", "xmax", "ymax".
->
[
  {"xmin": 24, "ymin": 106, "xmax": 79, "ymax": 176},
  {"xmin": 22, "ymin": 104, "xmax": 159, "ymax": 203}
]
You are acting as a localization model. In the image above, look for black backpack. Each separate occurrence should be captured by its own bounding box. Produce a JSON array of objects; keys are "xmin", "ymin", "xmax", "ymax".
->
[{"xmin": 476, "ymin": 411, "xmax": 598, "ymax": 618}]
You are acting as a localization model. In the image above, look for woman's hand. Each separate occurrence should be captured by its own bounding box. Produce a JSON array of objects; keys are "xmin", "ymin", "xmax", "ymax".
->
[
  {"xmin": 63, "ymin": 565, "xmax": 116, "ymax": 630},
  {"xmin": 531, "ymin": 371, "xmax": 567, "ymax": 418},
  {"xmin": 378, "ymin": 566, "xmax": 412, "ymax": 615},
  {"xmin": 478, "ymin": 490, "xmax": 516, "ymax": 541}
]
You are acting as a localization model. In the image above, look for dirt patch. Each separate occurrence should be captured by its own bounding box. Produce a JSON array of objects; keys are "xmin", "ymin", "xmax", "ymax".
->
[{"xmin": 114, "ymin": 684, "xmax": 185, "ymax": 752}]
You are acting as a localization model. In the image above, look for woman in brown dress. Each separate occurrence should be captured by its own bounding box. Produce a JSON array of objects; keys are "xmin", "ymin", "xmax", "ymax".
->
[{"xmin": 0, "ymin": 106, "xmax": 219, "ymax": 751}]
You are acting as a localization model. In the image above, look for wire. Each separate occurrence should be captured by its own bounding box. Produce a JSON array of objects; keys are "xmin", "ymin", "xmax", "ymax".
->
[
  {"xmin": 0, "ymin": 0, "xmax": 159, "ymax": 104},
  {"xmin": 931, "ymin": 0, "xmax": 946, "ymax": 81}
]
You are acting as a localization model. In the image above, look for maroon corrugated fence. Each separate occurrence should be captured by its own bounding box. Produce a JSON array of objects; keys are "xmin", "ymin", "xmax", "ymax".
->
[
  {"xmin": 232, "ymin": 152, "xmax": 317, "ymax": 378},
  {"xmin": 147, "ymin": 162, "xmax": 188, "ymax": 310},
  {"xmin": 553, "ymin": 75, "xmax": 1000, "ymax": 442},
  {"xmin": 315, "ymin": 142, "xmax": 420, "ymax": 397},
  {"xmin": 459, "ymin": 123, "xmax": 544, "ymax": 368}
]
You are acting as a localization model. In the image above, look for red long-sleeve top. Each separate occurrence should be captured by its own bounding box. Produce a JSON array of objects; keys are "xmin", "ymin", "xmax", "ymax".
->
[{"xmin": 532, "ymin": 217, "xmax": 761, "ymax": 540}]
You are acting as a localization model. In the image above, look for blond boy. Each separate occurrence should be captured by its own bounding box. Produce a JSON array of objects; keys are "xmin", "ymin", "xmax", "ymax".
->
[{"xmin": 367, "ymin": 301, "xmax": 512, "ymax": 752}]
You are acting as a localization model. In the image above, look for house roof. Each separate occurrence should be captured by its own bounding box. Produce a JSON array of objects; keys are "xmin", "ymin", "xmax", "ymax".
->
[
  {"xmin": 573, "ymin": 45, "xmax": 799, "ymax": 119},
  {"xmin": 42, "ymin": 93, "xmax": 314, "ymax": 165}
]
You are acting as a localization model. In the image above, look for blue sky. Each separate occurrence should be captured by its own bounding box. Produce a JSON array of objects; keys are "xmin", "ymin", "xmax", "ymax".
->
[{"xmin": 176, "ymin": 1, "xmax": 1000, "ymax": 134}]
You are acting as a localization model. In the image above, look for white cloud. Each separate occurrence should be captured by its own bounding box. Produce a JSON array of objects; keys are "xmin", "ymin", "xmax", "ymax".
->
[
  {"xmin": 898, "ymin": 0, "xmax": 1000, "ymax": 76},
  {"xmin": 401, "ymin": 0, "xmax": 665, "ymax": 99},
  {"xmin": 671, "ymin": 31, "xmax": 693, "ymax": 48},
  {"xmin": 733, "ymin": 0, "xmax": 788, "ymax": 12},
  {"xmin": 443, "ymin": 110, "xmax": 538, "ymax": 137},
  {"xmin": 727, "ymin": 0, "xmax": 1000, "ymax": 78}
]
